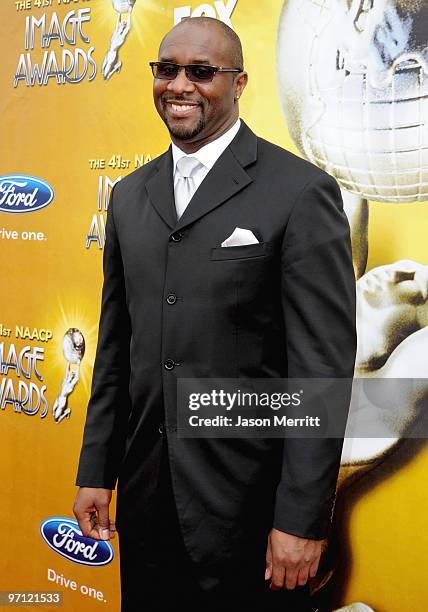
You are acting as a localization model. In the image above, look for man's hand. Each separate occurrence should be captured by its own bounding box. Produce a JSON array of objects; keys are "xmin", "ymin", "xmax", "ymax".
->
[
  {"xmin": 73, "ymin": 487, "xmax": 115, "ymax": 541},
  {"xmin": 265, "ymin": 528, "xmax": 327, "ymax": 590}
]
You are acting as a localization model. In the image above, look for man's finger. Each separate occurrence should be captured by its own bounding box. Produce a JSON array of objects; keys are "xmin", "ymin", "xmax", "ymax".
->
[
  {"xmin": 86, "ymin": 526, "xmax": 106, "ymax": 540},
  {"xmin": 284, "ymin": 567, "xmax": 298, "ymax": 590},
  {"xmin": 270, "ymin": 563, "xmax": 285, "ymax": 590},
  {"xmin": 77, "ymin": 515, "xmax": 105, "ymax": 540},
  {"xmin": 296, "ymin": 565, "xmax": 310, "ymax": 586},
  {"xmin": 309, "ymin": 556, "xmax": 320, "ymax": 578},
  {"xmin": 95, "ymin": 502, "xmax": 111, "ymax": 540},
  {"xmin": 76, "ymin": 515, "xmax": 94, "ymax": 538},
  {"xmin": 265, "ymin": 538, "xmax": 273, "ymax": 580}
]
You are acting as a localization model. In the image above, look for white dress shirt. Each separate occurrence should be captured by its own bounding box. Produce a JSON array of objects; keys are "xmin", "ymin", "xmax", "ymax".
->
[{"xmin": 171, "ymin": 118, "xmax": 241, "ymax": 217}]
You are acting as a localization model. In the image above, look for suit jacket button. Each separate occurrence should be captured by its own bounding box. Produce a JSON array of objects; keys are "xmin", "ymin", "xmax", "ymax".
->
[
  {"xmin": 166, "ymin": 293, "xmax": 177, "ymax": 305},
  {"xmin": 164, "ymin": 359, "xmax": 175, "ymax": 370},
  {"xmin": 170, "ymin": 232, "xmax": 183, "ymax": 242},
  {"xmin": 158, "ymin": 423, "xmax": 164, "ymax": 434}
]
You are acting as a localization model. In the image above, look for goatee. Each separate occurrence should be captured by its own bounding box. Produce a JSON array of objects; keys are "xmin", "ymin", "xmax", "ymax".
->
[{"xmin": 166, "ymin": 115, "xmax": 205, "ymax": 141}]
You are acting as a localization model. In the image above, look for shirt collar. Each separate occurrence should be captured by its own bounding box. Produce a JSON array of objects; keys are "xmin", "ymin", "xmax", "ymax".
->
[{"xmin": 171, "ymin": 118, "xmax": 241, "ymax": 174}]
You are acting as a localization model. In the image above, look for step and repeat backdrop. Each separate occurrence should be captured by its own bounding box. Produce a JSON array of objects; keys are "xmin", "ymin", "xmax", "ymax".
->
[{"xmin": 2, "ymin": 0, "xmax": 428, "ymax": 610}]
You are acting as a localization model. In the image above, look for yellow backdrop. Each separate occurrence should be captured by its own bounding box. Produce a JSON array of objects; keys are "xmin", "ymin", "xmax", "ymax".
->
[{"xmin": 1, "ymin": 1, "xmax": 427, "ymax": 610}]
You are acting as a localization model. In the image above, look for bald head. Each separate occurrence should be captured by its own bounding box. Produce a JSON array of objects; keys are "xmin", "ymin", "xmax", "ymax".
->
[{"xmin": 160, "ymin": 17, "xmax": 244, "ymax": 70}]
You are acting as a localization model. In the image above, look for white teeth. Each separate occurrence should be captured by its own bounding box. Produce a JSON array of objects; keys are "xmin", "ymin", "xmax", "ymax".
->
[{"xmin": 171, "ymin": 104, "xmax": 196, "ymax": 112}]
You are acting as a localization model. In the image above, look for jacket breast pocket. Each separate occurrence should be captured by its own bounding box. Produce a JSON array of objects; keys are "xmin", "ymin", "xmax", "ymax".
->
[
  {"xmin": 210, "ymin": 241, "xmax": 272, "ymax": 261},
  {"xmin": 208, "ymin": 241, "xmax": 276, "ymax": 376}
]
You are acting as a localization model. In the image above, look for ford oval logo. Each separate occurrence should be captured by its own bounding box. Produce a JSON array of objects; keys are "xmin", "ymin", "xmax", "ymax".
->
[
  {"xmin": 40, "ymin": 517, "xmax": 114, "ymax": 566},
  {"xmin": 0, "ymin": 174, "xmax": 54, "ymax": 213}
]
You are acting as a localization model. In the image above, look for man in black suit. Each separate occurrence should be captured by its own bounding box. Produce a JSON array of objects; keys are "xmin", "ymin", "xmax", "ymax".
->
[{"xmin": 73, "ymin": 16, "xmax": 356, "ymax": 612}]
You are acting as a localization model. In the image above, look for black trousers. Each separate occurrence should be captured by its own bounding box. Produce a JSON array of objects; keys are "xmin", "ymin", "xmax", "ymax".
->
[{"xmin": 118, "ymin": 441, "xmax": 316, "ymax": 612}]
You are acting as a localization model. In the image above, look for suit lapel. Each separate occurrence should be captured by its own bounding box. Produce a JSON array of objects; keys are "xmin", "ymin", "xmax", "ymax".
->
[
  {"xmin": 145, "ymin": 147, "xmax": 177, "ymax": 230},
  {"xmin": 176, "ymin": 120, "xmax": 258, "ymax": 231},
  {"xmin": 145, "ymin": 120, "xmax": 258, "ymax": 232}
]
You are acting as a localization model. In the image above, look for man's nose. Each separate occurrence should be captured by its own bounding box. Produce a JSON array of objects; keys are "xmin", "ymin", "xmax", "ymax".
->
[{"xmin": 166, "ymin": 67, "xmax": 196, "ymax": 94}]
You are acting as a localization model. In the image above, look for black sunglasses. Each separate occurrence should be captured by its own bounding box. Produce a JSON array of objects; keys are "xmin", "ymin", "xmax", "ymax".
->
[{"xmin": 149, "ymin": 61, "xmax": 242, "ymax": 83}]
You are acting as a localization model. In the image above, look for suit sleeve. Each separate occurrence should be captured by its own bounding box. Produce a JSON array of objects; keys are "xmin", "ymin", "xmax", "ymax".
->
[
  {"xmin": 75, "ymin": 185, "xmax": 132, "ymax": 489},
  {"xmin": 273, "ymin": 173, "xmax": 357, "ymax": 539}
]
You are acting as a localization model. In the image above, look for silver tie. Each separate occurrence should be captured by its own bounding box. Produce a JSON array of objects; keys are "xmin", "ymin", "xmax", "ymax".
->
[{"xmin": 174, "ymin": 156, "xmax": 202, "ymax": 219}]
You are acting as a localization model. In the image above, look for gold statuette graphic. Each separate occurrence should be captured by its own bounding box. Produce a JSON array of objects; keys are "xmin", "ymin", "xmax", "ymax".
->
[
  {"xmin": 102, "ymin": 0, "xmax": 137, "ymax": 80},
  {"xmin": 53, "ymin": 328, "xmax": 85, "ymax": 423}
]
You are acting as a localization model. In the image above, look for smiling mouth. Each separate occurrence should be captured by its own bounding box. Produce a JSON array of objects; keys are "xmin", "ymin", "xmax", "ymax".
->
[
  {"xmin": 171, "ymin": 103, "xmax": 198, "ymax": 112},
  {"xmin": 165, "ymin": 100, "xmax": 201, "ymax": 117}
]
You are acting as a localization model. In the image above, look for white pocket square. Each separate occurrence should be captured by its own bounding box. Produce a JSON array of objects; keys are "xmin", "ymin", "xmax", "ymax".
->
[{"xmin": 221, "ymin": 227, "xmax": 259, "ymax": 247}]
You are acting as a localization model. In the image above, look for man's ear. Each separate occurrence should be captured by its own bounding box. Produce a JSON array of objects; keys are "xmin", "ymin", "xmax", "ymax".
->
[{"xmin": 234, "ymin": 71, "xmax": 248, "ymax": 100}]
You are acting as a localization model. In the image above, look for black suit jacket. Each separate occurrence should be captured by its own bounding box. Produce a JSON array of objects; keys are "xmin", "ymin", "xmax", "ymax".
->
[{"xmin": 76, "ymin": 120, "xmax": 356, "ymax": 566}]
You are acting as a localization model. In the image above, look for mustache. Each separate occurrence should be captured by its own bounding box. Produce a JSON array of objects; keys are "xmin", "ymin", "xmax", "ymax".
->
[{"xmin": 162, "ymin": 95, "xmax": 203, "ymax": 105}]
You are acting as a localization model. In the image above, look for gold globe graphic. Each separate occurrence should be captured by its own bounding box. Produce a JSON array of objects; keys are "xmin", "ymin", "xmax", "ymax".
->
[{"xmin": 277, "ymin": 0, "xmax": 428, "ymax": 202}]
